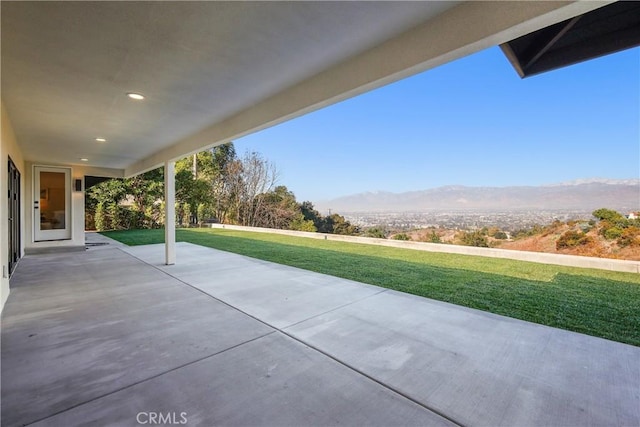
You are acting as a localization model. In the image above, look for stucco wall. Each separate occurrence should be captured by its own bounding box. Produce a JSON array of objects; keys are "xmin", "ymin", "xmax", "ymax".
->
[
  {"xmin": 24, "ymin": 163, "xmax": 124, "ymax": 253},
  {"xmin": 1, "ymin": 98, "xmax": 124, "ymax": 312},
  {"xmin": 1, "ymin": 102, "xmax": 26, "ymax": 312}
]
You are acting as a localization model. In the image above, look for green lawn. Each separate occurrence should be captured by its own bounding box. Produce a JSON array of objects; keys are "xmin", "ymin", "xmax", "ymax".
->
[{"xmin": 102, "ymin": 228, "xmax": 640, "ymax": 346}]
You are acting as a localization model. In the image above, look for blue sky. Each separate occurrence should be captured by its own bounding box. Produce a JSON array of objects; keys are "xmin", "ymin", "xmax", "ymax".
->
[{"xmin": 235, "ymin": 46, "xmax": 639, "ymax": 203}]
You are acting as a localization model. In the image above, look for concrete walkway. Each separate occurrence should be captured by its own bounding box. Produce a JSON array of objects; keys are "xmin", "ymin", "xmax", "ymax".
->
[{"xmin": 2, "ymin": 238, "xmax": 638, "ymax": 426}]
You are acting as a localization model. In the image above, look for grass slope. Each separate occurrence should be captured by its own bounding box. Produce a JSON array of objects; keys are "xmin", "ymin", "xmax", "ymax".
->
[{"xmin": 102, "ymin": 228, "xmax": 640, "ymax": 346}]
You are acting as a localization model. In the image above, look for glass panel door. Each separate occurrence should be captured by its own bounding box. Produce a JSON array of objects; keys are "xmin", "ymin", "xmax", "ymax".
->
[
  {"xmin": 8, "ymin": 157, "xmax": 21, "ymax": 275},
  {"xmin": 34, "ymin": 166, "xmax": 71, "ymax": 241}
]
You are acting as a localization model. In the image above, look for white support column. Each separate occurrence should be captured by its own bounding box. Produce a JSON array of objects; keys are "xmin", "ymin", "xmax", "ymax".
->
[{"xmin": 164, "ymin": 160, "xmax": 176, "ymax": 265}]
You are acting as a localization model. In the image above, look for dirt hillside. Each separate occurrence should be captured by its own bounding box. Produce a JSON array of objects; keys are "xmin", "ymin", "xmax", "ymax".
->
[{"xmin": 398, "ymin": 218, "xmax": 640, "ymax": 261}]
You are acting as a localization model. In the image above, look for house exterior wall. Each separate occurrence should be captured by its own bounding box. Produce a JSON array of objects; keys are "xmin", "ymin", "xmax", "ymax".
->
[
  {"xmin": 24, "ymin": 163, "xmax": 124, "ymax": 253},
  {"xmin": 1, "ymin": 101, "xmax": 25, "ymax": 312},
  {"xmin": 2, "ymin": 101, "xmax": 124, "ymax": 313}
]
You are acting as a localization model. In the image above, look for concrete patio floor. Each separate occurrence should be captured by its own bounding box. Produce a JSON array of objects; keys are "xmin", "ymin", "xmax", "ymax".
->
[{"xmin": 2, "ymin": 234, "xmax": 639, "ymax": 426}]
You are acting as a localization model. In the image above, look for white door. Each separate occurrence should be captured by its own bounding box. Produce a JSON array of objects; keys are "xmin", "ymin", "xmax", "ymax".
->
[{"xmin": 34, "ymin": 166, "xmax": 71, "ymax": 241}]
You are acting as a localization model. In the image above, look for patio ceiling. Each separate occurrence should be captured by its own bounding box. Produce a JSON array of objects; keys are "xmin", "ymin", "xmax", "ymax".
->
[{"xmin": 1, "ymin": 1, "xmax": 608, "ymax": 176}]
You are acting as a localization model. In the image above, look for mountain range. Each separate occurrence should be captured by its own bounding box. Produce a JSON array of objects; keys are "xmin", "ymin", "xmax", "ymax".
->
[{"xmin": 316, "ymin": 179, "xmax": 640, "ymax": 213}]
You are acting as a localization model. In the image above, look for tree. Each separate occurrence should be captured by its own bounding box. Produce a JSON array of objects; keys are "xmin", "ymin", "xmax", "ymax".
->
[
  {"xmin": 175, "ymin": 202, "xmax": 184, "ymax": 226},
  {"xmin": 176, "ymin": 151, "xmax": 225, "ymax": 225},
  {"xmin": 196, "ymin": 203, "xmax": 208, "ymax": 227},
  {"xmin": 254, "ymin": 185, "xmax": 299, "ymax": 229},
  {"xmin": 85, "ymin": 169, "xmax": 164, "ymax": 230},
  {"xmin": 300, "ymin": 201, "xmax": 322, "ymax": 229},
  {"xmin": 210, "ymin": 143, "xmax": 238, "ymax": 224},
  {"xmin": 86, "ymin": 179, "xmax": 127, "ymax": 209},
  {"xmin": 86, "ymin": 179, "xmax": 127, "ymax": 230},
  {"xmin": 299, "ymin": 201, "xmax": 357, "ymax": 235},
  {"xmin": 592, "ymin": 208, "xmax": 627, "ymax": 225},
  {"xmin": 171, "ymin": 143, "xmax": 242, "ymax": 226},
  {"xmin": 175, "ymin": 168, "xmax": 211, "ymax": 224},
  {"xmin": 290, "ymin": 214, "xmax": 317, "ymax": 232},
  {"xmin": 182, "ymin": 203, "xmax": 191, "ymax": 227},
  {"xmin": 226, "ymin": 151, "xmax": 279, "ymax": 227},
  {"xmin": 364, "ymin": 226, "xmax": 388, "ymax": 239},
  {"xmin": 327, "ymin": 213, "xmax": 358, "ymax": 235},
  {"xmin": 84, "ymin": 143, "xmax": 360, "ymax": 236},
  {"xmin": 126, "ymin": 169, "xmax": 164, "ymax": 216}
]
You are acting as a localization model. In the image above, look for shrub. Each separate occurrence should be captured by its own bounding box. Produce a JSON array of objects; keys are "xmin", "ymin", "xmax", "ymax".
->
[
  {"xmin": 486, "ymin": 227, "xmax": 500, "ymax": 237},
  {"xmin": 364, "ymin": 226, "xmax": 388, "ymax": 239},
  {"xmin": 123, "ymin": 207, "xmax": 145, "ymax": 229},
  {"xmin": 85, "ymin": 211, "xmax": 95, "ymax": 231},
  {"xmin": 428, "ymin": 231, "xmax": 442, "ymax": 243},
  {"xmin": 183, "ymin": 202, "xmax": 192, "ymax": 227},
  {"xmin": 290, "ymin": 214, "xmax": 317, "ymax": 232},
  {"xmin": 592, "ymin": 208, "xmax": 628, "ymax": 225},
  {"xmin": 95, "ymin": 202, "xmax": 106, "ymax": 232},
  {"xmin": 542, "ymin": 221, "xmax": 563, "ymax": 237},
  {"xmin": 197, "ymin": 203, "xmax": 207, "ymax": 226},
  {"xmin": 143, "ymin": 205, "xmax": 156, "ymax": 229},
  {"xmin": 158, "ymin": 201, "xmax": 166, "ymax": 227},
  {"xmin": 175, "ymin": 202, "xmax": 183, "ymax": 226},
  {"xmin": 493, "ymin": 231, "xmax": 508, "ymax": 240},
  {"xmin": 513, "ymin": 224, "xmax": 544, "ymax": 239},
  {"xmin": 107, "ymin": 203, "xmax": 120, "ymax": 230},
  {"xmin": 556, "ymin": 230, "xmax": 593, "ymax": 249},
  {"xmin": 593, "ymin": 209, "xmax": 629, "ymax": 237},
  {"xmin": 460, "ymin": 231, "xmax": 489, "ymax": 247},
  {"xmin": 603, "ymin": 226, "xmax": 623, "ymax": 240},
  {"xmin": 618, "ymin": 226, "xmax": 640, "ymax": 248},
  {"xmin": 392, "ymin": 233, "xmax": 410, "ymax": 241}
]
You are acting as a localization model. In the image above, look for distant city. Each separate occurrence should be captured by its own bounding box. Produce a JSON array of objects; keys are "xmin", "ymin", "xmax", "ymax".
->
[
  {"xmin": 316, "ymin": 179, "xmax": 639, "ymax": 232},
  {"xmin": 341, "ymin": 209, "xmax": 611, "ymax": 232}
]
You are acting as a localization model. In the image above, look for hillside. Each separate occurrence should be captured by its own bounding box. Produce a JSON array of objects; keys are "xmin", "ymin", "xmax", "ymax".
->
[
  {"xmin": 498, "ymin": 221, "xmax": 640, "ymax": 261},
  {"xmin": 318, "ymin": 179, "xmax": 640, "ymax": 213},
  {"xmin": 398, "ymin": 212, "xmax": 640, "ymax": 261}
]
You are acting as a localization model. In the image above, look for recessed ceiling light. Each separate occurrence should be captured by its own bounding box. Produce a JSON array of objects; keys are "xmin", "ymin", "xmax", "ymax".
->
[
  {"xmin": 80, "ymin": 158, "xmax": 89, "ymax": 162},
  {"xmin": 95, "ymin": 137, "xmax": 107, "ymax": 142},
  {"xmin": 126, "ymin": 92, "xmax": 145, "ymax": 100}
]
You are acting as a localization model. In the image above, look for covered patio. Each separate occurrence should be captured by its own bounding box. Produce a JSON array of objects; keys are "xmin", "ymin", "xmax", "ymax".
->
[
  {"xmin": 2, "ymin": 233, "xmax": 638, "ymax": 426},
  {"xmin": 3, "ymin": 2, "xmax": 640, "ymax": 426},
  {"xmin": 0, "ymin": 0, "xmax": 616, "ymax": 281}
]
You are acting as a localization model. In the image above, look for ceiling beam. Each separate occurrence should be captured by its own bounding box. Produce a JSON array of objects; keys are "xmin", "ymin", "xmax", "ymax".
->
[
  {"xmin": 522, "ymin": 15, "xmax": 583, "ymax": 71},
  {"xmin": 525, "ymin": 19, "xmax": 640, "ymax": 77}
]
